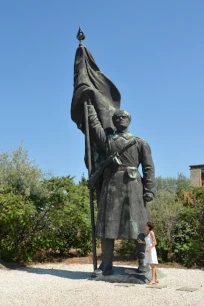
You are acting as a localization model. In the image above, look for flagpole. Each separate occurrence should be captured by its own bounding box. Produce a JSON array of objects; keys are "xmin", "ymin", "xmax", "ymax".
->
[
  {"xmin": 84, "ymin": 101, "xmax": 97, "ymax": 271},
  {"xmin": 76, "ymin": 27, "xmax": 97, "ymax": 271}
]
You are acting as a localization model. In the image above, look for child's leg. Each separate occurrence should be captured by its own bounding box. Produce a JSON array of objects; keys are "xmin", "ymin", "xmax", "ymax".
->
[
  {"xmin": 149, "ymin": 264, "xmax": 156, "ymax": 283},
  {"xmin": 155, "ymin": 266, "xmax": 158, "ymax": 282}
]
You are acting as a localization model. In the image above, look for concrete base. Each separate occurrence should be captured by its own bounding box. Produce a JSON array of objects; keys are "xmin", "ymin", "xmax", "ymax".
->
[
  {"xmin": 177, "ymin": 287, "xmax": 198, "ymax": 292},
  {"xmin": 146, "ymin": 285, "xmax": 167, "ymax": 289},
  {"xmin": 89, "ymin": 266, "xmax": 166, "ymax": 284}
]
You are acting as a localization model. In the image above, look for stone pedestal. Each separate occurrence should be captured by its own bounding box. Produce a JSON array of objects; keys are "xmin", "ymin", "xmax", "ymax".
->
[{"xmin": 89, "ymin": 266, "xmax": 166, "ymax": 284}]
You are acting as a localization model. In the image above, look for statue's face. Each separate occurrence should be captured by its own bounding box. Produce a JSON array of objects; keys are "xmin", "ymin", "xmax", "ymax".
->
[{"xmin": 113, "ymin": 114, "xmax": 130, "ymax": 131}]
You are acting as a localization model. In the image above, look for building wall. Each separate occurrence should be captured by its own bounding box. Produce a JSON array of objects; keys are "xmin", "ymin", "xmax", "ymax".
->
[
  {"xmin": 202, "ymin": 170, "xmax": 204, "ymax": 186},
  {"xmin": 190, "ymin": 169, "xmax": 201, "ymax": 187}
]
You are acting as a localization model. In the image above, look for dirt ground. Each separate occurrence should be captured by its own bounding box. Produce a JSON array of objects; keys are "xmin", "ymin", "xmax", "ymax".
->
[
  {"xmin": 2, "ymin": 247, "xmax": 202, "ymax": 270},
  {"xmin": 21, "ymin": 252, "xmax": 196, "ymax": 270}
]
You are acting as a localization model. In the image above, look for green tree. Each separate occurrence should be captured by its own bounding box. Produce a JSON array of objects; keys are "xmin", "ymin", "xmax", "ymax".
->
[
  {"xmin": 149, "ymin": 173, "xmax": 190, "ymax": 261},
  {"xmin": 0, "ymin": 144, "xmax": 47, "ymax": 261},
  {"xmin": 0, "ymin": 143, "xmax": 46, "ymax": 198},
  {"xmin": 149, "ymin": 190, "xmax": 183, "ymax": 261},
  {"xmin": 173, "ymin": 187, "xmax": 204, "ymax": 266},
  {"xmin": 39, "ymin": 176, "xmax": 92, "ymax": 256},
  {"xmin": 0, "ymin": 146, "xmax": 92, "ymax": 261},
  {"xmin": 0, "ymin": 193, "xmax": 36, "ymax": 261}
]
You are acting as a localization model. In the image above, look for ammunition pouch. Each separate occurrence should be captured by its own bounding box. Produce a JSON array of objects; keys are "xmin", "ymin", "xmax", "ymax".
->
[{"xmin": 103, "ymin": 166, "xmax": 138, "ymax": 180}]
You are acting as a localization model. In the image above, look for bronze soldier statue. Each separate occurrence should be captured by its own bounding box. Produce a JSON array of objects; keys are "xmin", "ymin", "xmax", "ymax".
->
[
  {"xmin": 88, "ymin": 103, "xmax": 155, "ymax": 275},
  {"xmin": 71, "ymin": 29, "xmax": 156, "ymax": 276}
]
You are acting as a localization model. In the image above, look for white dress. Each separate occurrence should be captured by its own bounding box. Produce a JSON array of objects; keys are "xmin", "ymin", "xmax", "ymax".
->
[{"xmin": 144, "ymin": 232, "xmax": 158, "ymax": 264}]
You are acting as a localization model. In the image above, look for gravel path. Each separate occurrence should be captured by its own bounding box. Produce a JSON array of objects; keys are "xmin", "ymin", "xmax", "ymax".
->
[{"xmin": 0, "ymin": 264, "xmax": 203, "ymax": 306}]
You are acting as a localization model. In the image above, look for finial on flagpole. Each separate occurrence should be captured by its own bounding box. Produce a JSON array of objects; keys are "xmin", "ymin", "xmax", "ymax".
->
[{"xmin": 76, "ymin": 27, "xmax": 86, "ymax": 46}]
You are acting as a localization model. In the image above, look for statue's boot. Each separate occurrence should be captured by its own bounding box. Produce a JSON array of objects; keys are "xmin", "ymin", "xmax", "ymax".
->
[
  {"xmin": 136, "ymin": 236, "xmax": 150, "ymax": 273},
  {"xmin": 94, "ymin": 238, "xmax": 114, "ymax": 276},
  {"xmin": 138, "ymin": 251, "xmax": 150, "ymax": 272}
]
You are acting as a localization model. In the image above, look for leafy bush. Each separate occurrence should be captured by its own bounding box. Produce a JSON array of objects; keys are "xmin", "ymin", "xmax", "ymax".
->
[
  {"xmin": 38, "ymin": 176, "xmax": 92, "ymax": 257},
  {"xmin": 172, "ymin": 187, "xmax": 204, "ymax": 266},
  {"xmin": 0, "ymin": 146, "xmax": 92, "ymax": 262},
  {"xmin": 0, "ymin": 193, "xmax": 36, "ymax": 261},
  {"xmin": 148, "ymin": 174, "xmax": 190, "ymax": 261},
  {"xmin": 0, "ymin": 144, "xmax": 45, "ymax": 197},
  {"xmin": 148, "ymin": 190, "xmax": 182, "ymax": 261},
  {"xmin": 115, "ymin": 240, "xmax": 137, "ymax": 259}
]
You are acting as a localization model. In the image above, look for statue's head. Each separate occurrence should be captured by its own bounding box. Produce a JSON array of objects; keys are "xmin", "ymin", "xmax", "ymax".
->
[{"xmin": 112, "ymin": 110, "xmax": 131, "ymax": 132}]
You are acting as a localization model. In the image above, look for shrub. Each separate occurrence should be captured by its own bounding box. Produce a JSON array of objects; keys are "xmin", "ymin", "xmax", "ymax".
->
[
  {"xmin": 38, "ymin": 176, "xmax": 92, "ymax": 257},
  {"xmin": 173, "ymin": 187, "xmax": 204, "ymax": 266},
  {"xmin": 0, "ymin": 193, "xmax": 37, "ymax": 261},
  {"xmin": 0, "ymin": 146, "xmax": 92, "ymax": 262},
  {"xmin": 115, "ymin": 240, "xmax": 137, "ymax": 259}
]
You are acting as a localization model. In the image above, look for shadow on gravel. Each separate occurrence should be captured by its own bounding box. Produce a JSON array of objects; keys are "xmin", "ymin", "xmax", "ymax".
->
[{"xmin": 16, "ymin": 267, "xmax": 92, "ymax": 280}]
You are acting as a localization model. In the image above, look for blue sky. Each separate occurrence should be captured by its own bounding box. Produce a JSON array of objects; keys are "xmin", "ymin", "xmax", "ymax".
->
[{"xmin": 0, "ymin": 1, "xmax": 203, "ymax": 182}]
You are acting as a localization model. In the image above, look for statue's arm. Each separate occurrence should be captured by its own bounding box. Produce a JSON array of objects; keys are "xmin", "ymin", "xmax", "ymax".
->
[
  {"xmin": 140, "ymin": 141, "xmax": 155, "ymax": 201},
  {"xmin": 88, "ymin": 104, "xmax": 107, "ymax": 152}
]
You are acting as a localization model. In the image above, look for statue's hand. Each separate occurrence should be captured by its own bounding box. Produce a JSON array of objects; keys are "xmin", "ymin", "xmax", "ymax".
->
[
  {"xmin": 143, "ymin": 192, "xmax": 154, "ymax": 202},
  {"xmin": 84, "ymin": 97, "xmax": 94, "ymax": 114},
  {"xmin": 83, "ymin": 94, "xmax": 92, "ymax": 105},
  {"xmin": 87, "ymin": 104, "xmax": 95, "ymax": 115}
]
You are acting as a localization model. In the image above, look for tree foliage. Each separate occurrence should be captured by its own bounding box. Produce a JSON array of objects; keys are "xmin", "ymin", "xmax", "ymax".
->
[
  {"xmin": 0, "ymin": 145, "xmax": 92, "ymax": 261},
  {"xmin": 148, "ymin": 173, "xmax": 190, "ymax": 261},
  {"xmin": 173, "ymin": 187, "xmax": 204, "ymax": 266},
  {"xmin": 0, "ymin": 144, "xmax": 44, "ymax": 197},
  {"xmin": 0, "ymin": 145, "xmax": 203, "ymax": 267}
]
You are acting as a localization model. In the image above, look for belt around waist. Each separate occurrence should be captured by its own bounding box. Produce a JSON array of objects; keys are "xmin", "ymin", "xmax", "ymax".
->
[
  {"xmin": 117, "ymin": 166, "xmax": 128, "ymax": 171},
  {"xmin": 114, "ymin": 166, "xmax": 138, "ymax": 172}
]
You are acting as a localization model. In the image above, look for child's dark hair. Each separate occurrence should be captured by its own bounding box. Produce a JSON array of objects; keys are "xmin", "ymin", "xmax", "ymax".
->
[{"xmin": 147, "ymin": 222, "xmax": 154, "ymax": 230}]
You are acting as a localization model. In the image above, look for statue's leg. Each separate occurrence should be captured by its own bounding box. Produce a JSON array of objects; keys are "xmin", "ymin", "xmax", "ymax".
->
[
  {"xmin": 97, "ymin": 238, "xmax": 114, "ymax": 276},
  {"xmin": 136, "ymin": 234, "xmax": 150, "ymax": 272}
]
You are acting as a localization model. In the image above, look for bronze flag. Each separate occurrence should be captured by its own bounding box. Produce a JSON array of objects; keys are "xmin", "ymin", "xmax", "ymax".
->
[{"xmin": 71, "ymin": 42, "xmax": 121, "ymax": 133}]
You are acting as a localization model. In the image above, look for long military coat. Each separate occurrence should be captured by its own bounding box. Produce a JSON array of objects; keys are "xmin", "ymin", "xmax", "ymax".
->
[{"xmin": 89, "ymin": 109, "xmax": 155, "ymax": 240}]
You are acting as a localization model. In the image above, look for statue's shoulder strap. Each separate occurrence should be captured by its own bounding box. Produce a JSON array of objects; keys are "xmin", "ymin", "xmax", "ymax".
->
[
  {"xmin": 113, "ymin": 133, "xmax": 136, "ymax": 152},
  {"xmin": 121, "ymin": 132, "xmax": 135, "ymax": 140}
]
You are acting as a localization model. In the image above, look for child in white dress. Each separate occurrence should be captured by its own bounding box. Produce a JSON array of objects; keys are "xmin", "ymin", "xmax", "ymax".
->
[{"xmin": 137, "ymin": 222, "xmax": 158, "ymax": 284}]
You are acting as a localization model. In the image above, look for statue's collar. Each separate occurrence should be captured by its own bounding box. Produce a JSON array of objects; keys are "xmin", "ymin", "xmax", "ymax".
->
[
  {"xmin": 114, "ymin": 130, "xmax": 134, "ymax": 140},
  {"xmin": 115, "ymin": 129, "xmax": 129, "ymax": 134}
]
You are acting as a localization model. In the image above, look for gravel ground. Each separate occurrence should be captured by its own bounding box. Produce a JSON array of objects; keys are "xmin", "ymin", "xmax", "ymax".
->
[{"xmin": 0, "ymin": 264, "xmax": 203, "ymax": 306}]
